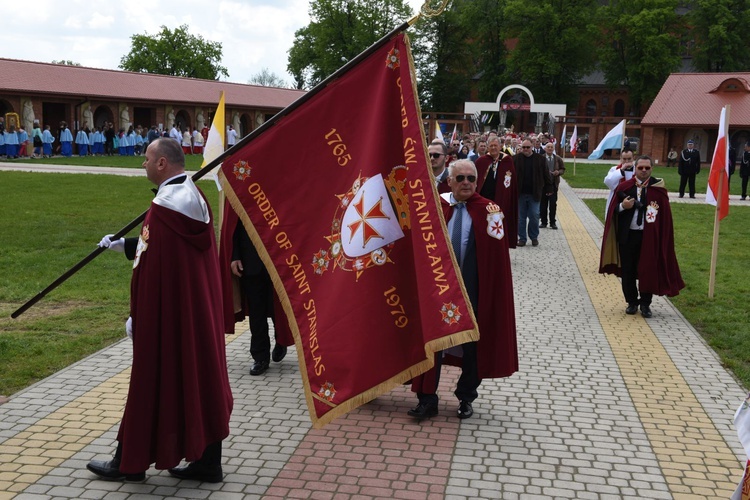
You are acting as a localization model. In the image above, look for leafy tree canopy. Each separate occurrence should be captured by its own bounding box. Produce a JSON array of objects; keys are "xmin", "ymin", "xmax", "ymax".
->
[
  {"xmin": 598, "ymin": 0, "xmax": 682, "ymax": 111},
  {"xmin": 689, "ymin": 0, "xmax": 750, "ymax": 72},
  {"xmin": 51, "ymin": 60, "xmax": 81, "ymax": 66},
  {"xmin": 119, "ymin": 24, "xmax": 229, "ymax": 80},
  {"xmin": 287, "ymin": 0, "xmax": 413, "ymax": 89}
]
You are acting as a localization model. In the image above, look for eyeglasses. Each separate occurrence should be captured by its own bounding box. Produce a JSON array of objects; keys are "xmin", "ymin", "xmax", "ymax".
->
[
  {"xmin": 521, "ymin": 146, "xmax": 531, "ymax": 149},
  {"xmin": 455, "ymin": 175, "xmax": 476, "ymax": 183},
  {"xmin": 429, "ymin": 153, "xmax": 444, "ymax": 159},
  {"xmin": 636, "ymin": 166, "xmax": 652, "ymax": 171}
]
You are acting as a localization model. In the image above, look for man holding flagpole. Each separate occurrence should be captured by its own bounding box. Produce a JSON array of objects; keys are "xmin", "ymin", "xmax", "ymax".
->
[{"xmin": 409, "ymin": 159, "xmax": 518, "ymax": 420}]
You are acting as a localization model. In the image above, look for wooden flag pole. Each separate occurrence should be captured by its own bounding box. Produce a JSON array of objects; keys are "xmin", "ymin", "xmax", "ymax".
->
[{"xmin": 708, "ymin": 105, "xmax": 730, "ymax": 298}]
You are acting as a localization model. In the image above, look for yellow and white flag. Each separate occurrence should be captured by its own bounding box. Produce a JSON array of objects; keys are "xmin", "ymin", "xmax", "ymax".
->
[{"xmin": 202, "ymin": 91, "xmax": 226, "ymax": 191}]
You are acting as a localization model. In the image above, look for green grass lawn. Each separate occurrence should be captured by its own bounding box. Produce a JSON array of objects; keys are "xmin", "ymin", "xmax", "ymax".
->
[
  {"xmin": 583, "ymin": 198, "xmax": 750, "ymax": 388},
  {"xmin": 564, "ymin": 160, "xmax": 746, "ymax": 197},
  {"xmin": 0, "ymin": 171, "xmax": 220, "ymax": 395}
]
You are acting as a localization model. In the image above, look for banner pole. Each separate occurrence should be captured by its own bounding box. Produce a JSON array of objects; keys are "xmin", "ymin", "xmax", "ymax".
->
[
  {"xmin": 12, "ymin": 20, "xmax": 414, "ymax": 319},
  {"xmin": 708, "ymin": 105, "xmax": 730, "ymax": 298},
  {"xmin": 708, "ymin": 174, "xmax": 723, "ymax": 299}
]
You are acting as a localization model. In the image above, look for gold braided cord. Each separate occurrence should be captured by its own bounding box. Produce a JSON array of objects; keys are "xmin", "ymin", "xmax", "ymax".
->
[{"xmin": 408, "ymin": 0, "xmax": 450, "ymax": 25}]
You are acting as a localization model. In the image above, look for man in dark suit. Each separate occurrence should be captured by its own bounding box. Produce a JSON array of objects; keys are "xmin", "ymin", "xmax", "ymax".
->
[
  {"xmin": 514, "ymin": 139, "xmax": 553, "ymax": 247},
  {"xmin": 540, "ymin": 142, "xmax": 565, "ymax": 229},
  {"xmin": 678, "ymin": 139, "xmax": 701, "ymax": 198},
  {"xmin": 231, "ymin": 223, "xmax": 286, "ymax": 375}
]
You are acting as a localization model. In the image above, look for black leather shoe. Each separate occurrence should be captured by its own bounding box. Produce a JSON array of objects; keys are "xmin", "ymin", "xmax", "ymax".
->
[
  {"xmin": 272, "ymin": 344, "xmax": 287, "ymax": 363},
  {"xmin": 407, "ymin": 402, "xmax": 438, "ymax": 419},
  {"xmin": 249, "ymin": 360, "xmax": 269, "ymax": 376},
  {"xmin": 87, "ymin": 459, "xmax": 145, "ymax": 481},
  {"xmin": 457, "ymin": 401, "xmax": 474, "ymax": 419},
  {"xmin": 640, "ymin": 306, "xmax": 653, "ymax": 318},
  {"xmin": 550, "ymin": 224, "xmax": 558, "ymax": 230},
  {"xmin": 517, "ymin": 240, "xmax": 526, "ymax": 247},
  {"xmin": 540, "ymin": 223, "xmax": 547, "ymax": 228},
  {"xmin": 625, "ymin": 304, "xmax": 638, "ymax": 315},
  {"xmin": 168, "ymin": 462, "xmax": 223, "ymax": 483}
]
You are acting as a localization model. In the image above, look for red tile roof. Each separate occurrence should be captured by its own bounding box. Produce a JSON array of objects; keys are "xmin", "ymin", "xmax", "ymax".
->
[
  {"xmin": 0, "ymin": 58, "xmax": 305, "ymax": 109},
  {"xmin": 642, "ymin": 72, "xmax": 750, "ymax": 127}
]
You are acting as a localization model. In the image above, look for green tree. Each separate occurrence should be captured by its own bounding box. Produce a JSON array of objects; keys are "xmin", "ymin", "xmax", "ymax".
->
[
  {"xmin": 249, "ymin": 68, "xmax": 289, "ymax": 88},
  {"xmin": 503, "ymin": 0, "xmax": 599, "ymax": 106},
  {"xmin": 411, "ymin": 6, "xmax": 473, "ymax": 112},
  {"xmin": 456, "ymin": 0, "xmax": 510, "ymax": 103},
  {"xmin": 598, "ymin": 0, "xmax": 682, "ymax": 111},
  {"xmin": 287, "ymin": 0, "xmax": 413, "ymax": 89},
  {"xmin": 119, "ymin": 25, "xmax": 229, "ymax": 80},
  {"xmin": 51, "ymin": 60, "xmax": 81, "ymax": 66},
  {"xmin": 689, "ymin": 0, "xmax": 750, "ymax": 72}
]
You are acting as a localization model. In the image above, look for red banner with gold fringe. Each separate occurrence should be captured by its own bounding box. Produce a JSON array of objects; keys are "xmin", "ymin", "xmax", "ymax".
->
[{"xmin": 219, "ymin": 32, "xmax": 478, "ymax": 427}]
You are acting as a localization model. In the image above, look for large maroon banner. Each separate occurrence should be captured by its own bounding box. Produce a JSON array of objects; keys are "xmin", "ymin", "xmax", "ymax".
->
[{"xmin": 219, "ymin": 32, "xmax": 478, "ymax": 427}]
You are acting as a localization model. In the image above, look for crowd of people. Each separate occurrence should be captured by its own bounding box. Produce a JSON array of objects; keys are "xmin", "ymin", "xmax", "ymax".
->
[{"xmin": 0, "ymin": 116, "xmax": 214, "ymax": 160}]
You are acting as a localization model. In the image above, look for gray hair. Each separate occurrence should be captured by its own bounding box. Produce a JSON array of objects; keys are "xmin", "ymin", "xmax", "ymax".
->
[{"xmin": 448, "ymin": 159, "xmax": 477, "ymax": 178}]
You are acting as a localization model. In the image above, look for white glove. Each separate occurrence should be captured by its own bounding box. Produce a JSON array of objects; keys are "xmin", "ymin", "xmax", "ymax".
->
[
  {"xmin": 125, "ymin": 316, "xmax": 133, "ymax": 340},
  {"xmin": 99, "ymin": 234, "xmax": 125, "ymax": 252}
]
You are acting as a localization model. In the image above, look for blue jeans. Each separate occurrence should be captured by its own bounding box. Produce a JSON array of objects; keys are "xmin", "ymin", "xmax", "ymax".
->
[{"xmin": 518, "ymin": 193, "xmax": 540, "ymax": 242}]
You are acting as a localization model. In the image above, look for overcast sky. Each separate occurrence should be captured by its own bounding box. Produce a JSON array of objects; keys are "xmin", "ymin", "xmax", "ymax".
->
[{"xmin": 2, "ymin": 0, "xmax": 423, "ymax": 87}]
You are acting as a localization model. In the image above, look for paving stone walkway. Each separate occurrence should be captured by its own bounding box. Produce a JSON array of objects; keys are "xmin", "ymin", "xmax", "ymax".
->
[{"xmin": 1, "ymin": 178, "xmax": 746, "ymax": 499}]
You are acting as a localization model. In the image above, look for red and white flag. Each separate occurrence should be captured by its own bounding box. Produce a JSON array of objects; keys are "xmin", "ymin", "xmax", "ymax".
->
[
  {"xmin": 707, "ymin": 106, "xmax": 729, "ymax": 220},
  {"xmin": 219, "ymin": 32, "xmax": 478, "ymax": 428},
  {"xmin": 570, "ymin": 126, "xmax": 578, "ymax": 156},
  {"xmin": 450, "ymin": 123, "xmax": 458, "ymax": 146}
]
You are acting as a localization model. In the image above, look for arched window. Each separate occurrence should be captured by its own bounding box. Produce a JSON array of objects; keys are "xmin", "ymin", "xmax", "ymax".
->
[
  {"xmin": 614, "ymin": 100, "xmax": 625, "ymax": 117},
  {"xmin": 585, "ymin": 100, "xmax": 597, "ymax": 116}
]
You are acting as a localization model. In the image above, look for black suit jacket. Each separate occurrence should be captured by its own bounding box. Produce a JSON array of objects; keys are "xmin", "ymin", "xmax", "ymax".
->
[{"xmin": 678, "ymin": 148, "xmax": 701, "ymax": 175}]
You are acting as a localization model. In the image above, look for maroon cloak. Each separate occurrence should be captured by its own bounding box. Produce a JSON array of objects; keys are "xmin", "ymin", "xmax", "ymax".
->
[
  {"xmin": 442, "ymin": 192, "xmax": 518, "ymax": 379},
  {"xmin": 599, "ymin": 177, "xmax": 685, "ymax": 297},
  {"xmin": 218, "ymin": 199, "xmax": 294, "ymax": 346},
  {"xmin": 475, "ymin": 154, "xmax": 518, "ymax": 249},
  {"xmin": 119, "ymin": 190, "xmax": 233, "ymax": 473}
]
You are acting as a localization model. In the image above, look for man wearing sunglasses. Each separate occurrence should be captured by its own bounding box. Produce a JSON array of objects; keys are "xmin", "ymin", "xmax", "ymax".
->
[
  {"xmin": 514, "ymin": 139, "xmax": 553, "ymax": 247},
  {"xmin": 409, "ymin": 159, "xmax": 518, "ymax": 421},
  {"xmin": 428, "ymin": 141, "xmax": 451, "ymax": 194},
  {"xmin": 599, "ymin": 155, "xmax": 684, "ymax": 318}
]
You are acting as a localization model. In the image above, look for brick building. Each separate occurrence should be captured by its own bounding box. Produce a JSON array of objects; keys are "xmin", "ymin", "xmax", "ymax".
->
[{"xmin": 641, "ymin": 73, "xmax": 750, "ymax": 164}]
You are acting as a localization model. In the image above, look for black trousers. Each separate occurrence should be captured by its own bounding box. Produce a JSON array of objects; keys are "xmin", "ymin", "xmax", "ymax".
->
[
  {"xmin": 741, "ymin": 176, "xmax": 749, "ymax": 198},
  {"xmin": 540, "ymin": 189, "xmax": 558, "ymax": 225},
  {"xmin": 679, "ymin": 173, "xmax": 697, "ymax": 197},
  {"xmin": 619, "ymin": 230, "xmax": 652, "ymax": 307},
  {"xmin": 114, "ymin": 440, "xmax": 222, "ymax": 468},
  {"xmin": 239, "ymin": 272, "xmax": 274, "ymax": 363},
  {"xmin": 417, "ymin": 342, "xmax": 480, "ymax": 405}
]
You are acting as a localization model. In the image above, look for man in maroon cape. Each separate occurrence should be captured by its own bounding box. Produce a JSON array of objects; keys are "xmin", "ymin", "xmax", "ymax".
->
[
  {"xmin": 475, "ymin": 135, "xmax": 518, "ymax": 248},
  {"xmin": 89, "ymin": 138, "xmax": 233, "ymax": 482},
  {"xmin": 600, "ymin": 155, "xmax": 685, "ymax": 317},
  {"xmin": 217, "ymin": 201, "xmax": 294, "ymax": 374},
  {"xmin": 409, "ymin": 159, "xmax": 518, "ymax": 420}
]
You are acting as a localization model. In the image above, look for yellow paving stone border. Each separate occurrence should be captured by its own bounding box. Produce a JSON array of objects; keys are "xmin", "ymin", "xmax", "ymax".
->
[
  {"xmin": 557, "ymin": 190, "xmax": 742, "ymax": 498},
  {"xmin": 0, "ymin": 330, "xmax": 242, "ymax": 498}
]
